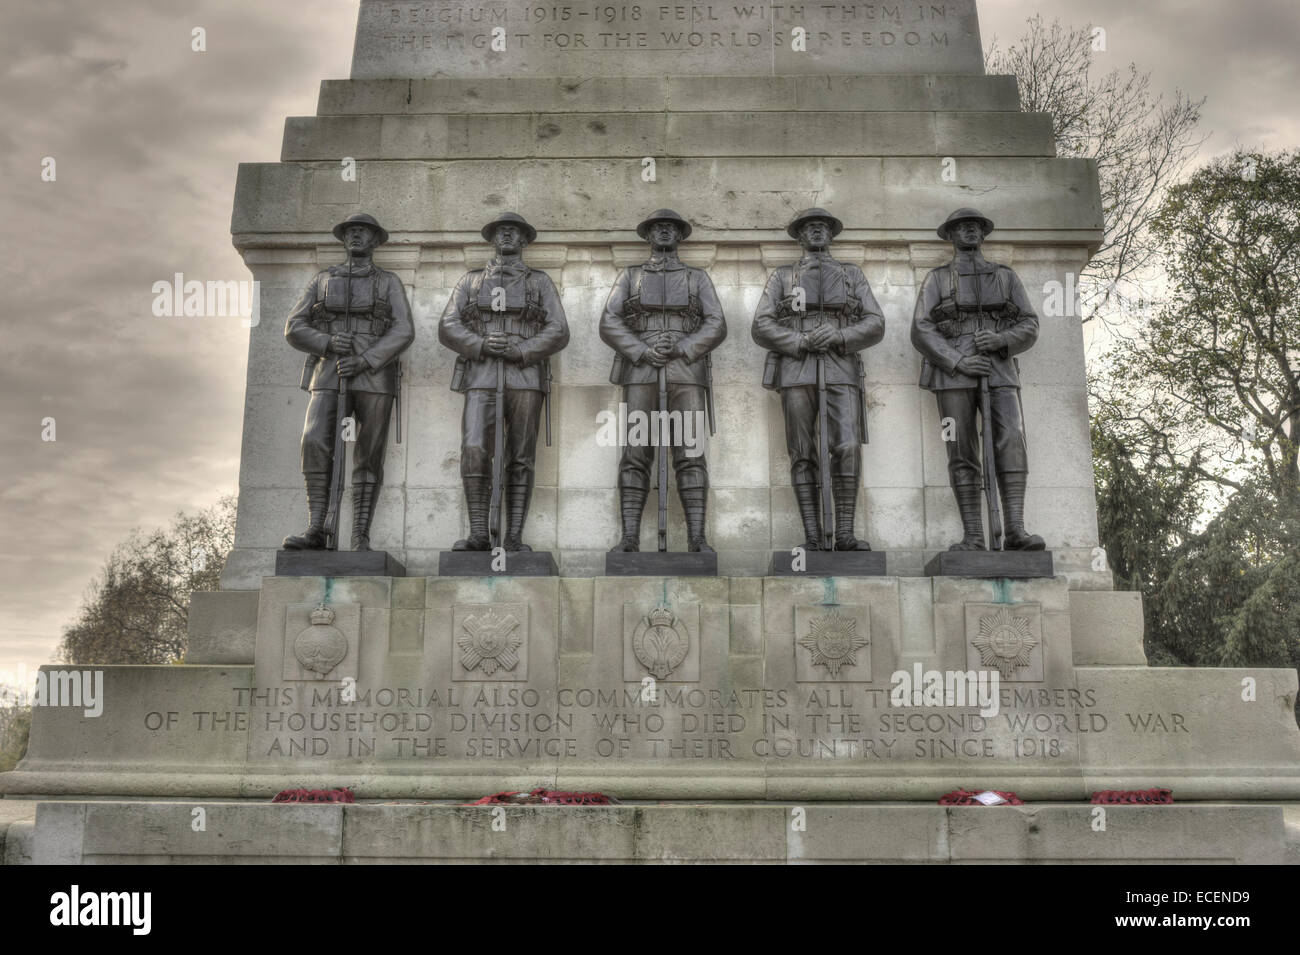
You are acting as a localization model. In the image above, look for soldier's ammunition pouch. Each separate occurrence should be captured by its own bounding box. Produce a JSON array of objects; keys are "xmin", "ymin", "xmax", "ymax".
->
[
  {"xmin": 930, "ymin": 307, "xmax": 1022, "ymax": 340},
  {"xmin": 623, "ymin": 296, "xmax": 703, "ymax": 336},
  {"xmin": 762, "ymin": 351, "xmax": 781, "ymax": 391},
  {"xmin": 930, "ymin": 263, "xmax": 1020, "ymax": 338}
]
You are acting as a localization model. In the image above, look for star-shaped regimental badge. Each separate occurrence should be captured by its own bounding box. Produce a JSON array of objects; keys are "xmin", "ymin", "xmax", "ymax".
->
[
  {"xmin": 971, "ymin": 606, "xmax": 1039, "ymax": 679},
  {"xmin": 458, "ymin": 608, "xmax": 523, "ymax": 676},
  {"xmin": 798, "ymin": 611, "xmax": 868, "ymax": 678}
]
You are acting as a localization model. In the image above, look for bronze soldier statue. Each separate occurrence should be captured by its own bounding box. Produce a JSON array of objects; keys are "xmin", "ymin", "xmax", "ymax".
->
[
  {"xmin": 438, "ymin": 212, "xmax": 569, "ymax": 552},
  {"xmin": 911, "ymin": 208, "xmax": 1045, "ymax": 552},
  {"xmin": 600, "ymin": 209, "xmax": 727, "ymax": 553},
  {"xmin": 753, "ymin": 208, "xmax": 885, "ymax": 551},
  {"xmin": 283, "ymin": 213, "xmax": 414, "ymax": 552}
]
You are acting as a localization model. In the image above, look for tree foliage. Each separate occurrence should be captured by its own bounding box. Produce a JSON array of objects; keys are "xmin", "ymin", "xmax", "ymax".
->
[
  {"xmin": 987, "ymin": 16, "xmax": 1204, "ymax": 321},
  {"xmin": 56, "ymin": 496, "xmax": 236, "ymax": 665},
  {"xmin": 1091, "ymin": 150, "xmax": 1300, "ymax": 693}
]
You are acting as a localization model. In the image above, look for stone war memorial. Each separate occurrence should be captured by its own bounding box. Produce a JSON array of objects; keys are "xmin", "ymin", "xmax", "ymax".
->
[{"xmin": 4, "ymin": 0, "xmax": 1300, "ymax": 865}]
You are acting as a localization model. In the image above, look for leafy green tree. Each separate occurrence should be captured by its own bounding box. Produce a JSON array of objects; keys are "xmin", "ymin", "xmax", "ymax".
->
[
  {"xmin": 1092, "ymin": 150, "xmax": 1300, "ymax": 701},
  {"xmin": 0, "ymin": 701, "xmax": 31, "ymax": 774},
  {"xmin": 57, "ymin": 496, "xmax": 236, "ymax": 665}
]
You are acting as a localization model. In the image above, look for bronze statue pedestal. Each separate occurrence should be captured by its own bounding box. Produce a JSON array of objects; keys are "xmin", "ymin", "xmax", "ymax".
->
[
  {"xmin": 923, "ymin": 551, "xmax": 1053, "ymax": 579},
  {"xmin": 605, "ymin": 552, "xmax": 718, "ymax": 577},
  {"xmin": 274, "ymin": 549, "xmax": 407, "ymax": 577},
  {"xmin": 438, "ymin": 551, "xmax": 558, "ymax": 577},
  {"xmin": 769, "ymin": 550, "xmax": 886, "ymax": 576}
]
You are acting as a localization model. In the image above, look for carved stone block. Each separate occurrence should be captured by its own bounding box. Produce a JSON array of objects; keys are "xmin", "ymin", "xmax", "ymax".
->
[
  {"xmin": 282, "ymin": 603, "xmax": 361, "ymax": 682},
  {"xmin": 622, "ymin": 603, "xmax": 700, "ymax": 683},
  {"xmin": 794, "ymin": 604, "xmax": 872, "ymax": 683},
  {"xmin": 451, "ymin": 603, "xmax": 529, "ymax": 681},
  {"xmin": 964, "ymin": 602, "xmax": 1044, "ymax": 682}
]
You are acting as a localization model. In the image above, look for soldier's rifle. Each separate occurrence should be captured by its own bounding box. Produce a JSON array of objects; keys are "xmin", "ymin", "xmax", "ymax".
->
[
  {"xmin": 975, "ymin": 278, "xmax": 1004, "ymax": 550},
  {"xmin": 488, "ymin": 312, "xmax": 507, "ymax": 551},
  {"xmin": 812, "ymin": 267, "xmax": 835, "ymax": 552},
  {"xmin": 657, "ymin": 272, "xmax": 669, "ymax": 553},
  {"xmin": 324, "ymin": 250, "xmax": 353, "ymax": 551}
]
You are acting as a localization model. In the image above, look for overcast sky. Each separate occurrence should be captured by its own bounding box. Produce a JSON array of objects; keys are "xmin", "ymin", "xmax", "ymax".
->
[{"xmin": 1, "ymin": 0, "xmax": 1297, "ymax": 680}]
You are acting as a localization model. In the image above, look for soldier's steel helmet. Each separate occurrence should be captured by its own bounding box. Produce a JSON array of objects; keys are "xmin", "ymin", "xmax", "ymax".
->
[
  {"xmin": 481, "ymin": 211, "xmax": 538, "ymax": 244},
  {"xmin": 636, "ymin": 208, "xmax": 693, "ymax": 241},
  {"xmin": 786, "ymin": 207, "xmax": 844, "ymax": 239},
  {"xmin": 332, "ymin": 213, "xmax": 389, "ymax": 245},
  {"xmin": 937, "ymin": 208, "xmax": 995, "ymax": 240}
]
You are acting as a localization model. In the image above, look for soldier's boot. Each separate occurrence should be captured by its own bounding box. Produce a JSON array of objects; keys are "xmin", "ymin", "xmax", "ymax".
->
[
  {"xmin": 503, "ymin": 480, "xmax": 534, "ymax": 553},
  {"xmin": 350, "ymin": 482, "xmax": 378, "ymax": 551},
  {"xmin": 949, "ymin": 483, "xmax": 987, "ymax": 551},
  {"xmin": 832, "ymin": 476, "xmax": 871, "ymax": 551},
  {"xmin": 609, "ymin": 477, "xmax": 646, "ymax": 553},
  {"xmin": 999, "ymin": 473, "xmax": 1045, "ymax": 551},
  {"xmin": 793, "ymin": 483, "xmax": 824, "ymax": 550},
  {"xmin": 452, "ymin": 476, "xmax": 492, "ymax": 551},
  {"xmin": 680, "ymin": 486, "xmax": 714, "ymax": 553},
  {"xmin": 282, "ymin": 473, "xmax": 330, "ymax": 549}
]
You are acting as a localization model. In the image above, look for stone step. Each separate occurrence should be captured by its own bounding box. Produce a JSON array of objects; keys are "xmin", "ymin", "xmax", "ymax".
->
[
  {"xmin": 233, "ymin": 155, "xmax": 1101, "ymax": 241},
  {"xmin": 317, "ymin": 74, "xmax": 1022, "ymax": 115},
  {"xmin": 280, "ymin": 109, "xmax": 1056, "ymax": 161},
  {"xmin": 24, "ymin": 800, "xmax": 1291, "ymax": 864}
]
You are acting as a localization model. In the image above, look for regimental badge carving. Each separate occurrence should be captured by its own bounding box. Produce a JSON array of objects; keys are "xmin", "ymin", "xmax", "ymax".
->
[
  {"xmin": 798, "ymin": 611, "xmax": 869, "ymax": 678},
  {"xmin": 458, "ymin": 608, "xmax": 523, "ymax": 676},
  {"xmin": 631, "ymin": 606, "xmax": 690, "ymax": 680},
  {"xmin": 971, "ymin": 606, "xmax": 1040, "ymax": 679},
  {"xmin": 293, "ymin": 605, "xmax": 349, "ymax": 679}
]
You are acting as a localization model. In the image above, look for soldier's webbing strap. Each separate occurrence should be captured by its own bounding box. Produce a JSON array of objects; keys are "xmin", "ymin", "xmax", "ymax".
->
[
  {"xmin": 627, "ymin": 266, "xmax": 701, "ymax": 335},
  {"xmin": 465, "ymin": 269, "xmax": 545, "ymax": 338},
  {"xmin": 934, "ymin": 262, "xmax": 1018, "ymax": 337}
]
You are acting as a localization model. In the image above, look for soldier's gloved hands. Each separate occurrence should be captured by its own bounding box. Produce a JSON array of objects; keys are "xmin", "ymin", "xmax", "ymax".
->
[
  {"xmin": 336, "ymin": 356, "xmax": 365, "ymax": 378},
  {"xmin": 499, "ymin": 344, "xmax": 523, "ymax": 363},
  {"xmin": 807, "ymin": 324, "xmax": 836, "ymax": 351},
  {"xmin": 644, "ymin": 344, "xmax": 670, "ymax": 368},
  {"xmin": 957, "ymin": 355, "xmax": 993, "ymax": 377},
  {"xmin": 483, "ymin": 332, "xmax": 510, "ymax": 355},
  {"xmin": 658, "ymin": 336, "xmax": 684, "ymax": 361},
  {"xmin": 974, "ymin": 330, "xmax": 1006, "ymax": 354},
  {"xmin": 329, "ymin": 332, "xmax": 355, "ymax": 355}
]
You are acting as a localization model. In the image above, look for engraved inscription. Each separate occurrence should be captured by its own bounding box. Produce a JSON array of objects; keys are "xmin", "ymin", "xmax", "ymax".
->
[{"xmin": 352, "ymin": 0, "xmax": 982, "ymax": 78}]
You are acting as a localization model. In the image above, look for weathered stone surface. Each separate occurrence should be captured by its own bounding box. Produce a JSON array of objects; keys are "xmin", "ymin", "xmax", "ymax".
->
[
  {"xmin": 349, "ymin": 0, "xmax": 985, "ymax": 80},
  {"xmin": 1070, "ymin": 590, "xmax": 1147, "ymax": 666},
  {"xmin": 12, "ymin": 800, "xmax": 1289, "ymax": 864},
  {"xmin": 186, "ymin": 590, "xmax": 260, "ymax": 664},
  {"xmin": 279, "ymin": 110, "xmax": 1055, "ymax": 162},
  {"xmin": 317, "ymin": 74, "xmax": 1023, "ymax": 115}
]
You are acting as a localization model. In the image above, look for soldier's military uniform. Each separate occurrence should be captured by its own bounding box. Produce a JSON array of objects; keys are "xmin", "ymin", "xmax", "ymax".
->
[
  {"xmin": 752, "ymin": 208, "xmax": 885, "ymax": 550},
  {"xmin": 438, "ymin": 213, "xmax": 569, "ymax": 551},
  {"xmin": 910, "ymin": 207, "xmax": 1044, "ymax": 551},
  {"xmin": 283, "ymin": 213, "xmax": 414, "ymax": 551},
  {"xmin": 600, "ymin": 209, "xmax": 727, "ymax": 552}
]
